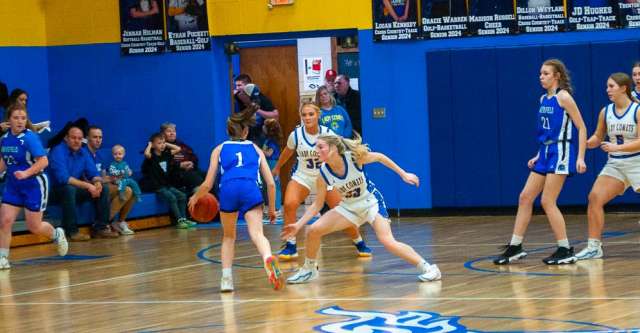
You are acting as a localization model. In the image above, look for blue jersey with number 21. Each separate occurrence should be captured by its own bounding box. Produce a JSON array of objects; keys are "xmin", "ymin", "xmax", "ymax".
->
[{"xmin": 537, "ymin": 91, "xmax": 576, "ymax": 145}]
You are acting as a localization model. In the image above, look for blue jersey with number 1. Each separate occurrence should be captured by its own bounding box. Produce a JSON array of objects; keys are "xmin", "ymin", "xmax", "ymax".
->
[
  {"xmin": 219, "ymin": 140, "xmax": 260, "ymax": 185},
  {"xmin": 537, "ymin": 91, "xmax": 576, "ymax": 145}
]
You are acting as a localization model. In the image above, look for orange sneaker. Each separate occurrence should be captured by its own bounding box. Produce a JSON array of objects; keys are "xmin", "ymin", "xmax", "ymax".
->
[{"xmin": 265, "ymin": 255, "xmax": 284, "ymax": 290}]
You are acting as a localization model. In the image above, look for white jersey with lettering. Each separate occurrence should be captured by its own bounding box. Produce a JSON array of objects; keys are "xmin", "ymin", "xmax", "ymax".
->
[
  {"xmin": 287, "ymin": 125, "xmax": 334, "ymax": 177},
  {"xmin": 319, "ymin": 151, "xmax": 389, "ymax": 226},
  {"xmin": 604, "ymin": 102, "xmax": 640, "ymax": 158}
]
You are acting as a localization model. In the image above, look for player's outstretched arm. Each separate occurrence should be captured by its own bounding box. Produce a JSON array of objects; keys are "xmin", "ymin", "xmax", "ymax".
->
[{"xmin": 359, "ymin": 151, "xmax": 419, "ymax": 187}]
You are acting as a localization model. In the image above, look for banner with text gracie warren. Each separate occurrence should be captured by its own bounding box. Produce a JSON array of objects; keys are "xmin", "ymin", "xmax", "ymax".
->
[
  {"xmin": 165, "ymin": 0, "xmax": 211, "ymax": 52},
  {"xmin": 119, "ymin": 0, "xmax": 166, "ymax": 55}
]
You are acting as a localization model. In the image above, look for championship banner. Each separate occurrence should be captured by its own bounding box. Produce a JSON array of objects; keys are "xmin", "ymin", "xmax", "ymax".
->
[
  {"xmin": 617, "ymin": 0, "xmax": 640, "ymax": 28},
  {"xmin": 421, "ymin": 0, "xmax": 469, "ymax": 39},
  {"xmin": 119, "ymin": 0, "xmax": 166, "ymax": 55},
  {"xmin": 516, "ymin": 0, "xmax": 567, "ymax": 33},
  {"xmin": 467, "ymin": 0, "xmax": 517, "ymax": 36},
  {"xmin": 568, "ymin": 0, "xmax": 618, "ymax": 30},
  {"xmin": 166, "ymin": 0, "xmax": 211, "ymax": 52},
  {"xmin": 372, "ymin": 0, "xmax": 420, "ymax": 41}
]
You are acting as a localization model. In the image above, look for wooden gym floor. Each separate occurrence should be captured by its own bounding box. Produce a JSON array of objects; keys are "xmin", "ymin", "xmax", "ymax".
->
[{"xmin": 0, "ymin": 213, "xmax": 639, "ymax": 332}]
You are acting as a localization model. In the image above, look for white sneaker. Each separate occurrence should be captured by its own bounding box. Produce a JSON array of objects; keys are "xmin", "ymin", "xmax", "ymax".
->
[
  {"xmin": 118, "ymin": 221, "xmax": 135, "ymax": 235},
  {"xmin": 220, "ymin": 276, "xmax": 234, "ymax": 292},
  {"xmin": 286, "ymin": 263, "xmax": 319, "ymax": 284},
  {"xmin": 54, "ymin": 227, "xmax": 68, "ymax": 256},
  {"xmin": 418, "ymin": 264, "xmax": 441, "ymax": 282},
  {"xmin": 575, "ymin": 246, "xmax": 603, "ymax": 260},
  {"xmin": 0, "ymin": 256, "xmax": 10, "ymax": 270}
]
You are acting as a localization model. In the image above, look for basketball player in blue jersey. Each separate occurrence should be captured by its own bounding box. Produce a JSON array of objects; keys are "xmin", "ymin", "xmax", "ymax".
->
[
  {"xmin": 281, "ymin": 134, "xmax": 441, "ymax": 284},
  {"xmin": 494, "ymin": 59, "xmax": 587, "ymax": 265},
  {"xmin": 272, "ymin": 103, "xmax": 371, "ymax": 260},
  {"xmin": 189, "ymin": 106, "xmax": 283, "ymax": 292},
  {"xmin": 574, "ymin": 73, "xmax": 640, "ymax": 260},
  {"xmin": 0, "ymin": 103, "xmax": 68, "ymax": 269},
  {"xmin": 632, "ymin": 62, "xmax": 640, "ymax": 102},
  {"xmin": 381, "ymin": 0, "xmax": 411, "ymax": 22}
]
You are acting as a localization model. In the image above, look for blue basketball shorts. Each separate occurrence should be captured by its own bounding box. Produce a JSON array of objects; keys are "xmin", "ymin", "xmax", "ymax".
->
[
  {"xmin": 2, "ymin": 174, "xmax": 49, "ymax": 212},
  {"xmin": 219, "ymin": 178, "xmax": 263, "ymax": 216},
  {"xmin": 532, "ymin": 141, "xmax": 577, "ymax": 176}
]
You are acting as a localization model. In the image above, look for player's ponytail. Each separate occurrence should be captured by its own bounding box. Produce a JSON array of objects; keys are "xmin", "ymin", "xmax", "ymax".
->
[
  {"xmin": 543, "ymin": 59, "xmax": 573, "ymax": 95},
  {"xmin": 318, "ymin": 132, "xmax": 370, "ymax": 162},
  {"xmin": 227, "ymin": 104, "xmax": 257, "ymax": 140}
]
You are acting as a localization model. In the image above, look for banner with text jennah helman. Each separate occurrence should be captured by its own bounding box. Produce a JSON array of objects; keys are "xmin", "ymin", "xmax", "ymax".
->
[
  {"xmin": 372, "ymin": 0, "xmax": 420, "ymax": 41},
  {"xmin": 165, "ymin": 0, "xmax": 211, "ymax": 52},
  {"xmin": 119, "ymin": 0, "xmax": 166, "ymax": 55}
]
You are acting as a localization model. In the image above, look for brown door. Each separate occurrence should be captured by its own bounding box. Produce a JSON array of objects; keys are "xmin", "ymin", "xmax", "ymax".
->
[{"xmin": 239, "ymin": 45, "xmax": 300, "ymax": 199}]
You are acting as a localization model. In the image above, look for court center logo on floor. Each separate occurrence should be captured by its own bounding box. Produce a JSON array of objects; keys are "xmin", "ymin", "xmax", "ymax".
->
[{"xmin": 314, "ymin": 306, "xmax": 636, "ymax": 332}]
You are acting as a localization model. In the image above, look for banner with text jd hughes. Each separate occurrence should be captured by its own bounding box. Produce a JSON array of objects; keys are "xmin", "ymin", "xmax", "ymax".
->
[
  {"xmin": 165, "ymin": 0, "xmax": 211, "ymax": 52},
  {"xmin": 119, "ymin": 0, "xmax": 166, "ymax": 55}
]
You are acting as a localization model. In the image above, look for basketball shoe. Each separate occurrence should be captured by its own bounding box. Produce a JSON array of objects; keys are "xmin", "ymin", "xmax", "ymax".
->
[
  {"xmin": 542, "ymin": 247, "xmax": 576, "ymax": 265},
  {"xmin": 574, "ymin": 245, "xmax": 603, "ymax": 260},
  {"xmin": 264, "ymin": 255, "xmax": 284, "ymax": 290},
  {"xmin": 418, "ymin": 264, "xmax": 441, "ymax": 282},
  {"xmin": 277, "ymin": 241, "xmax": 298, "ymax": 260},
  {"xmin": 287, "ymin": 262, "xmax": 319, "ymax": 284},
  {"xmin": 220, "ymin": 276, "xmax": 234, "ymax": 292},
  {"xmin": 493, "ymin": 244, "xmax": 527, "ymax": 265},
  {"xmin": 354, "ymin": 240, "xmax": 372, "ymax": 257}
]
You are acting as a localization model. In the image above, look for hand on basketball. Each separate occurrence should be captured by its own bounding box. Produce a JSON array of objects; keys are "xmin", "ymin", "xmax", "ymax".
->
[
  {"xmin": 576, "ymin": 158, "xmax": 587, "ymax": 174},
  {"xmin": 401, "ymin": 172, "xmax": 419, "ymax": 187},
  {"xmin": 187, "ymin": 194, "xmax": 199, "ymax": 211},
  {"xmin": 13, "ymin": 170, "xmax": 28, "ymax": 180},
  {"xmin": 527, "ymin": 155, "xmax": 539, "ymax": 169},
  {"xmin": 281, "ymin": 223, "xmax": 301, "ymax": 240}
]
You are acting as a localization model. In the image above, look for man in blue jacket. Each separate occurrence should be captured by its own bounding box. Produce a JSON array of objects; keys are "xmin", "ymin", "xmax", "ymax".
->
[{"xmin": 48, "ymin": 126, "xmax": 118, "ymax": 241}]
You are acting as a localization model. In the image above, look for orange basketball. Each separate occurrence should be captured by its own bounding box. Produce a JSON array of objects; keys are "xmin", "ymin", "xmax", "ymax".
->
[{"xmin": 189, "ymin": 193, "xmax": 219, "ymax": 223}]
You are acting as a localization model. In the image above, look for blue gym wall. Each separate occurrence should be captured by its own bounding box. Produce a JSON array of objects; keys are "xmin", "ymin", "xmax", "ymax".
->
[
  {"xmin": 357, "ymin": 28, "xmax": 640, "ymax": 209},
  {"xmin": 0, "ymin": 47, "xmax": 52, "ymax": 124},
  {"xmin": 45, "ymin": 41, "xmax": 229, "ymax": 171}
]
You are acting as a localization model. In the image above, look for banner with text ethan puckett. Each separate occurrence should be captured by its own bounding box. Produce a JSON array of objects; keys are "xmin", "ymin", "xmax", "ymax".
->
[
  {"xmin": 373, "ymin": 0, "xmax": 420, "ymax": 41},
  {"xmin": 165, "ymin": 0, "xmax": 211, "ymax": 52},
  {"xmin": 119, "ymin": 0, "xmax": 165, "ymax": 55}
]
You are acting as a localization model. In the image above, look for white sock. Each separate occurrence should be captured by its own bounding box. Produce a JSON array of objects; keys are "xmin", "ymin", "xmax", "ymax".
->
[
  {"xmin": 587, "ymin": 238, "xmax": 602, "ymax": 248},
  {"xmin": 287, "ymin": 237, "xmax": 296, "ymax": 245},
  {"xmin": 352, "ymin": 236, "xmax": 363, "ymax": 244},
  {"xmin": 557, "ymin": 239, "xmax": 570, "ymax": 249},
  {"xmin": 222, "ymin": 268, "xmax": 232, "ymax": 278},
  {"xmin": 417, "ymin": 259, "xmax": 429, "ymax": 273},
  {"xmin": 510, "ymin": 234, "xmax": 523, "ymax": 246},
  {"xmin": 0, "ymin": 248, "xmax": 9, "ymax": 258},
  {"xmin": 304, "ymin": 257, "xmax": 317, "ymax": 268},
  {"xmin": 51, "ymin": 228, "xmax": 58, "ymax": 240}
]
